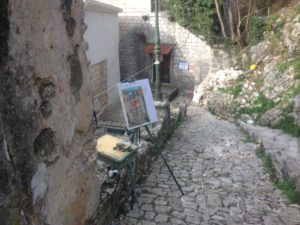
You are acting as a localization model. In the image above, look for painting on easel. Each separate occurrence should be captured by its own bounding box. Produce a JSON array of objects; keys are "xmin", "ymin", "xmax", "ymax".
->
[{"xmin": 118, "ymin": 79, "xmax": 158, "ymax": 130}]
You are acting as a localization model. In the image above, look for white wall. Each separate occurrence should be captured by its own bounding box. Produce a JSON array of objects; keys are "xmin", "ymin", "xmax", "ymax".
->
[{"xmin": 84, "ymin": 11, "xmax": 121, "ymax": 104}]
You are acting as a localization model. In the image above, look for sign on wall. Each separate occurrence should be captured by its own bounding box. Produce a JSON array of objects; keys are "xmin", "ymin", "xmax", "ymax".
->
[
  {"xmin": 118, "ymin": 79, "xmax": 158, "ymax": 130},
  {"xmin": 178, "ymin": 60, "xmax": 189, "ymax": 70}
]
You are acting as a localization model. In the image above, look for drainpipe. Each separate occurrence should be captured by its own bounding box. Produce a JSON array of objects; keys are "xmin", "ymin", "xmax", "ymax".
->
[{"xmin": 154, "ymin": 0, "xmax": 162, "ymax": 101}]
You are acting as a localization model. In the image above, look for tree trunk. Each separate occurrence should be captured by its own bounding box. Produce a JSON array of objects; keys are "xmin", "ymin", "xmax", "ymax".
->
[
  {"xmin": 245, "ymin": 0, "xmax": 253, "ymax": 33},
  {"xmin": 214, "ymin": 0, "xmax": 227, "ymax": 38},
  {"xmin": 236, "ymin": 0, "xmax": 241, "ymax": 40},
  {"xmin": 227, "ymin": 0, "xmax": 235, "ymax": 41}
]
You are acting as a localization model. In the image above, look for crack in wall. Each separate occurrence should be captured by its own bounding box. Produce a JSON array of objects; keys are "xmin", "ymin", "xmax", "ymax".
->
[{"xmin": 0, "ymin": 0, "xmax": 9, "ymax": 66}]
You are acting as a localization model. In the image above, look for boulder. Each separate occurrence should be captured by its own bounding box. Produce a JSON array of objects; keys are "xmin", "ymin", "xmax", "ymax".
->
[
  {"xmin": 260, "ymin": 107, "xmax": 284, "ymax": 126},
  {"xmin": 192, "ymin": 69, "xmax": 242, "ymax": 104},
  {"xmin": 250, "ymin": 41, "xmax": 271, "ymax": 63},
  {"xmin": 293, "ymin": 94, "xmax": 300, "ymax": 126},
  {"xmin": 283, "ymin": 15, "xmax": 300, "ymax": 54}
]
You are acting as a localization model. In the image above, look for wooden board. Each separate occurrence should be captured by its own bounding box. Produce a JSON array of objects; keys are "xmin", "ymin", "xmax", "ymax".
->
[{"xmin": 96, "ymin": 134, "xmax": 131, "ymax": 162}]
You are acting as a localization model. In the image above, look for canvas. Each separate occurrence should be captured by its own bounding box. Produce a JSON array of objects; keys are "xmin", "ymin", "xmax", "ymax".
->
[{"xmin": 118, "ymin": 79, "xmax": 158, "ymax": 130}]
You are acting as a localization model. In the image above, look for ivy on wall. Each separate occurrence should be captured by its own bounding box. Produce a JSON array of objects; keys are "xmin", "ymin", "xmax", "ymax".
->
[{"xmin": 162, "ymin": 0, "xmax": 220, "ymax": 42}]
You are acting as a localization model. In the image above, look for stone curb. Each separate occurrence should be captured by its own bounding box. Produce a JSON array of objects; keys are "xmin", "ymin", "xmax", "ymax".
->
[{"xmin": 238, "ymin": 120, "xmax": 300, "ymax": 193}]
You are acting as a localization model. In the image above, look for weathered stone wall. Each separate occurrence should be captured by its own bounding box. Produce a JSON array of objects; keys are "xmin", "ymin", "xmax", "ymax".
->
[
  {"xmin": 0, "ymin": 1, "xmax": 101, "ymax": 224},
  {"xmin": 90, "ymin": 60, "xmax": 109, "ymax": 117}
]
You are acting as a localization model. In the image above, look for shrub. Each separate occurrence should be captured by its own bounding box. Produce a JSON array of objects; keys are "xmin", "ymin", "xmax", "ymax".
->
[
  {"xmin": 231, "ymin": 83, "xmax": 243, "ymax": 97},
  {"xmin": 247, "ymin": 16, "xmax": 266, "ymax": 46},
  {"xmin": 292, "ymin": 57, "xmax": 300, "ymax": 79},
  {"xmin": 272, "ymin": 116, "xmax": 300, "ymax": 137},
  {"xmin": 276, "ymin": 62, "xmax": 288, "ymax": 73},
  {"xmin": 240, "ymin": 93, "xmax": 275, "ymax": 115},
  {"xmin": 276, "ymin": 180, "xmax": 300, "ymax": 204}
]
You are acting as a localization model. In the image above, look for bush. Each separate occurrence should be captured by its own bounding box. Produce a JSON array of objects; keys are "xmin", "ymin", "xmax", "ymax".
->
[
  {"xmin": 247, "ymin": 16, "xmax": 266, "ymax": 46},
  {"xmin": 276, "ymin": 62, "xmax": 288, "ymax": 73},
  {"xmin": 272, "ymin": 116, "xmax": 300, "ymax": 137},
  {"xmin": 276, "ymin": 180, "xmax": 300, "ymax": 204},
  {"xmin": 240, "ymin": 93, "xmax": 275, "ymax": 115}
]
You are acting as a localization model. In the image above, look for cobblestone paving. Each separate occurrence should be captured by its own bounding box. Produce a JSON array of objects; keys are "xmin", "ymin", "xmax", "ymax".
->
[{"xmin": 120, "ymin": 107, "xmax": 296, "ymax": 225}]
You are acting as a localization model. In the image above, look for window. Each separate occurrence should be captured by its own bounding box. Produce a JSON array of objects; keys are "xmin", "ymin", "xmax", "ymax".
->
[{"xmin": 151, "ymin": 0, "xmax": 165, "ymax": 12}]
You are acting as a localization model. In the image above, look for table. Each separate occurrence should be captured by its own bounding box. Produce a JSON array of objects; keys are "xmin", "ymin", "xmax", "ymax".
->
[{"xmin": 96, "ymin": 134, "xmax": 137, "ymax": 209}]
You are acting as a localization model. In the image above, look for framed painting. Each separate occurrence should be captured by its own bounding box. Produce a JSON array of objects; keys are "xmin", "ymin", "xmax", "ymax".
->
[{"xmin": 118, "ymin": 79, "xmax": 158, "ymax": 130}]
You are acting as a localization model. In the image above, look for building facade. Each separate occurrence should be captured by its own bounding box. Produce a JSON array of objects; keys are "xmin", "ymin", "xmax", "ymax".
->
[{"xmin": 84, "ymin": 0, "xmax": 122, "ymax": 116}]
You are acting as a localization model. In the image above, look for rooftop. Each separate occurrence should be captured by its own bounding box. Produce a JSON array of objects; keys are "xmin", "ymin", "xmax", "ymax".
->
[{"xmin": 85, "ymin": 0, "xmax": 123, "ymax": 14}]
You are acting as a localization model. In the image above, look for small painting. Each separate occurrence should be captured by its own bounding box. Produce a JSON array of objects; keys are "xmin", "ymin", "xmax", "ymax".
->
[
  {"xmin": 178, "ymin": 60, "xmax": 189, "ymax": 70},
  {"xmin": 118, "ymin": 79, "xmax": 158, "ymax": 130}
]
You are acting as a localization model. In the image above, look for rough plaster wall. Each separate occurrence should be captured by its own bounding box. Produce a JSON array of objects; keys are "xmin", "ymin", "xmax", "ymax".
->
[{"xmin": 0, "ymin": 1, "xmax": 100, "ymax": 224}]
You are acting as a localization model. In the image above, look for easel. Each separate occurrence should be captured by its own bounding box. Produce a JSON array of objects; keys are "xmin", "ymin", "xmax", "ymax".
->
[
  {"xmin": 118, "ymin": 78, "xmax": 184, "ymax": 209},
  {"xmin": 127, "ymin": 124, "xmax": 184, "ymax": 196}
]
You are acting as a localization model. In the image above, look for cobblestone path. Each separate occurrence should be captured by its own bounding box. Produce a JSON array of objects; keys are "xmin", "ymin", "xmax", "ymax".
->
[{"xmin": 120, "ymin": 107, "xmax": 297, "ymax": 225}]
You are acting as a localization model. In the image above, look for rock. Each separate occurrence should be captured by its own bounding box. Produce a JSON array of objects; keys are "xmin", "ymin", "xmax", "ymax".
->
[
  {"xmin": 260, "ymin": 107, "xmax": 284, "ymax": 126},
  {"xmin": 250, "ymin": 41, "xmax": 271, "ymax": 63},
  {"xmin": 179, "ymin": 103, "xmax": 187, "ymax": 118},
  {"xmin": 0, "ymin": 1, "xmax": 98, "ymax": 224},
  {"xmin": 206, "ymin": 92, "xmax": 235, "ymax": 118},
  {"xmin": 293, "ymin": 94, "xmax": 300, "ymax": 126},
  {"xmin": 247, "ymin": 120, "xmax": 254, "ymax": 124},
  {"xmin": 193, "ymin": 69, "xmax": 243, "ymax": 104},
  {"xmin": 192, "ymin": 89, "xmax": 203, "ymax": 103},
  {"xmin": 31, "ymin": 163, "xmax": 47, "ymax": 205},
  {"xmin": 240, "ymin": 114, "xmax": 252, "ymax": 123},
  {"xmin": 283, "ymin": 18, "xmax": 300, "ymax": 54},
  {"xmin": 278, "ymin": 207, "xmax": 300, "ymax": 225}
]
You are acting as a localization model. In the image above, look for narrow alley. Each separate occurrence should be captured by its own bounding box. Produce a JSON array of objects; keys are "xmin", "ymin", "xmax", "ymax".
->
[{"xmin": 120, "ymin": 106, "xmax": 299, "ymax": 225}]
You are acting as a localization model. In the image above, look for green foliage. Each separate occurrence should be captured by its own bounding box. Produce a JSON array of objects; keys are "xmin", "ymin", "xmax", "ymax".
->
[
  {"xmin": 278, "ymin": 81, "xmax": 300, "ymax": 115},
  {"xmin": 247, "ymin": 13, "xmax": 285, "ymax": 47},
  {"xmin": 264, "ymin": 15, "xmax": 279, "ymax": 32},
  {"xmin": 276, "ymin": 180, "xmax": 300, "ymax": 204},
  {"xmin": 276, "ymin": 62, "xmax": 288, "ymax": 73},
  {"xmin": 247, "ymin": 16, "xmax": 266, "ymax": 46},
  {"xmin": 242, "ymin": 130, "xmax": 257, "ymax": 143},
  {"xmin": 291, "ymin": 82, "xmax": 300, "ymax": 96},
  {"xmin": 272, "ymin": 116, "xmax": 300, "ymax": 137},
  {"xmin": 274, "ymin": 57, "xmax": 300, "ymax": 79},
  {"xmin": 295, "ymin": 3, "xmax": 300, "ymax": 14},
  {"xmin": 256, "ymin": 146, "xmax": 300, "ymax": 205},
  {"xmin": 255, "ymin": 147, "xmax": 276, "ymax": 179},
  {"xmin": 218, "ymin": 76, "xmax": 244, "ymax": 97},
  {"xmin": 162, "ymin": 0, "xmax": 219, "ymax": 42},
  {"xmin": 231, "ymin": 83, "xmax": 243, "ymax": 97},
  {"xmin": 218, "ymin": 87, "xmax": 228, "ymax": 94},
  {"xmin": 240, "ymin": 93, "xmax": 275, "ymax": 115},
  {"xmin": 292, "ymin": 56, "xmax": 300, "ymax": 79}
]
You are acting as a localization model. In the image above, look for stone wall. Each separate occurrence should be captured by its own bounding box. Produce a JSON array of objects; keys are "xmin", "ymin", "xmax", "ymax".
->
[
  {"xmin": 90, "ymin": 60, "xmax": 109, "ymax": 117},
  {"xmin": 0, "ymin": 1, "xmax": 101, "ymax": 224}
]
